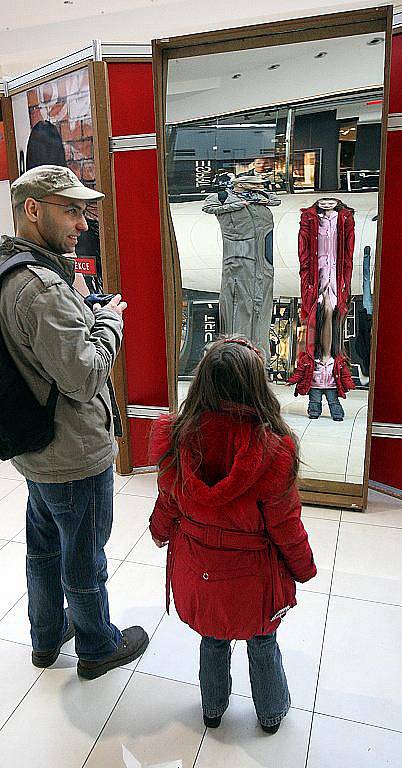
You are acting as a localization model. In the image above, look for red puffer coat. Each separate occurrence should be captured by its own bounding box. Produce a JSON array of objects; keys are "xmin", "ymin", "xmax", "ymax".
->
[
  {"xmin": 289, "ymin": 351, "xmax": 355, "ymax": 398},
  {"xmin": 149, "ymin": 408, "xmax": 316, "ymax": 640}
]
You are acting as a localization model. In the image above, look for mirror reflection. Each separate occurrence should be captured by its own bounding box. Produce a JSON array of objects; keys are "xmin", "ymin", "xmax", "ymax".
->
[{"xmin": 166, "ymin": 32, "xmax": 385, "ymax": 485}]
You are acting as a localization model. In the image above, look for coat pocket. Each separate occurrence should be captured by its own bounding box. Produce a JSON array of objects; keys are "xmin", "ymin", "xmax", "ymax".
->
[
  {"xmin": 268, "ymin": 541, "xmax": 296, "ymax": 621},
  {"xmin": 172, "ymin": 546, "xmax": 263, "ymax": 638},
  {"xmin": 187, "ymin": 561, "xmax": 259, "ymax": 583}
]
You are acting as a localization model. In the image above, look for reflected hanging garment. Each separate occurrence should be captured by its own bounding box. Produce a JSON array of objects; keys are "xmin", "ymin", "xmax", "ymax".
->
[{"xmin": 202, "ymin": 191, "xmax": 277, "ymax": 365}]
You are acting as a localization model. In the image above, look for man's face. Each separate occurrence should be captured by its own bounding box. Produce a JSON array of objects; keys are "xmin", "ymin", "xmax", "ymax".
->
[
  {"xmin": 253, "ymin": 158, "xmax": 271, "ymax": 173},
  {"xmin": 32, "ymin": 194, "xmax": 89, "ymax": 254},
  {"xmin": 317, "ymin": 198, "xmax": 338, "ymax": 211}
]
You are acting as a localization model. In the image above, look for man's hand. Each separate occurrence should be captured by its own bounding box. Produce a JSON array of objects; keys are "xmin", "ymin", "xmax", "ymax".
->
[
  {"xmin": 152, "ymin": 535, "xmax": 168, "ymax": 548},
  {"xmin": 93, "ymin": 293, "xmax": 127, "ymax": 316}
]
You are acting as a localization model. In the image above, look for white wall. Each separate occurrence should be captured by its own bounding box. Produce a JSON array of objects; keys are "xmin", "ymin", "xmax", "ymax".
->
[{"xmin": 0, "ymin": 181, "xmax": 14, "ymax": 236}]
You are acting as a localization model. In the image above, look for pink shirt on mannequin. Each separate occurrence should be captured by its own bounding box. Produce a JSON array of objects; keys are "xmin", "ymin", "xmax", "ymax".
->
[
  {"xmin": 317, "ymin": 210, "xmax": 338, "ymax": 310},
  {"xmin": 311, "ymin": 357, "xmax": 336, "ymax": 389}
]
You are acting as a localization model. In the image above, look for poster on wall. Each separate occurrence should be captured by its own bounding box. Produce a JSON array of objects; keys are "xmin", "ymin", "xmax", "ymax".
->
[{"xmin": 12, "ymin": 67, "xmax": 102, "ymax": 290}]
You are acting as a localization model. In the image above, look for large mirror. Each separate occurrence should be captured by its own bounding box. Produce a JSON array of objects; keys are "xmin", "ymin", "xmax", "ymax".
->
[{"xmin": 153, "ymin": 8, "xmax": 392, "ymax": 508}]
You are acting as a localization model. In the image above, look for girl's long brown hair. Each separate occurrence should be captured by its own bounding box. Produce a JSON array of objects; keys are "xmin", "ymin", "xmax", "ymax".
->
[{"xmin": 159, "ymin": 337, "xmax": 299, "ymax": 488}]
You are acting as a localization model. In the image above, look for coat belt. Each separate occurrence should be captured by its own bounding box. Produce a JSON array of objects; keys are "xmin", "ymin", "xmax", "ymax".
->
[
  {"xmin": 179, "ymin": 517, "xmax": 268, "ymax": 550},
  {"xmin": 165, "ymin": 516, "xmax": 269, "ymax": 614}
]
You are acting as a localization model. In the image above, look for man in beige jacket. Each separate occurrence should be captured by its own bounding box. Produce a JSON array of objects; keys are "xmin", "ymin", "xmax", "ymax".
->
[{"xmin": 0, "ymin": 165, "xmax": 148, "ymax": 679}]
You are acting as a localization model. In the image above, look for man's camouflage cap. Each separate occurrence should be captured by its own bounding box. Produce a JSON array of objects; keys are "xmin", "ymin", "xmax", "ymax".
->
[{"xmin": 11, "ymin": 165, "xmax": 104, "ymax": 207}]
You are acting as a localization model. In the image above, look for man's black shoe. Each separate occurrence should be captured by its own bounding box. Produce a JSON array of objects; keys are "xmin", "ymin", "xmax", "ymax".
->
[
  {"xmin": 77, "ymin": 626, "xmax": 149, "ymax": 680},
  {"xmin": 32, "ymin": 608, "xmax": 75, "ymax": 668},
  {"xmin": 260, "ymin": 721, "xmax": 281, "ymax": 734},
  {"xmin": 203, "ymin": 714, "xmax": 222, "ymax": 728}
]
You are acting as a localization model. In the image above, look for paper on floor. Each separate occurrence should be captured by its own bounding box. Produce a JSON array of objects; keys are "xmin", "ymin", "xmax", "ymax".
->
[{"xmin": 122, "ymin": 745, "xmax": 182, "ymax": 768}]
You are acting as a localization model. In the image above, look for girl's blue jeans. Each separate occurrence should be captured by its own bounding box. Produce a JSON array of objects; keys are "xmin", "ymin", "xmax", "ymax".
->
[{"xmin": 199, "ymin": 632, "xmax": 291, "ymax": 727}]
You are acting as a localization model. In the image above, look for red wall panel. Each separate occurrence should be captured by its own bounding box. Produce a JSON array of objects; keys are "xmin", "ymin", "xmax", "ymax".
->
[
  {"xmin": 129, "ymin": 418, "xmax": 154, "ymax": 468},
  {"xmin": 370, "ymin": 437, "xmax": 402, "ymax": 490},
  {"xmin": 372, "ymin": 129, "xmax": 402, "ymax": 425},
  {"xmin": 388, "ymin": 33, "xmax": 402, "ymax": 115},
  {"xmin": 107, "ymin": 61, "xmax": 167, "ymax": 468},
  {"xmin": 107, "ymin": 63, "xmax": 156, "ymax": 137},
  {"xmin": 371, "ymin": 32, "xmax": 402, "ymax": 489},
  {"xmin": 113, "ymin": 148, "xmax": 168, "ymax": 408}
]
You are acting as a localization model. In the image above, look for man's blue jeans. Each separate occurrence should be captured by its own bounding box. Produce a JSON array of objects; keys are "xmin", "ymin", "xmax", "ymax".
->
[
  {"xmin": 26, "ymin": 466, "xmax": 122, "ymax": 661},
  {"xmin": 199, "ymin": 633, "xmax": 291, "ymax": 727}
]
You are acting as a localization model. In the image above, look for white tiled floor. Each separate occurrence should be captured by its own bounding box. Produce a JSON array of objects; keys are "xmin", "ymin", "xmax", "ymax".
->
[{"xmin": 0, "ymin": 473, "xmax": 401, "ymax": 767}]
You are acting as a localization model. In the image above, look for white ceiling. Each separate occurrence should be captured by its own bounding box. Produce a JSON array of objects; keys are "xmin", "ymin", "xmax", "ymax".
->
[
  {"xmin": 0, "ymin": 0, "xmax": 395, "ymax": 78},
  {"xmin": 167, "ymin": 33, "xmax": 385, "ymax": 123}
]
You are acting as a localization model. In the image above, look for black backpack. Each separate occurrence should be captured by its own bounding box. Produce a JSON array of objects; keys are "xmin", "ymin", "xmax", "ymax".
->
[{"xmin": 0, "ymin": 250, "xmax": 70, "ymax": 460}]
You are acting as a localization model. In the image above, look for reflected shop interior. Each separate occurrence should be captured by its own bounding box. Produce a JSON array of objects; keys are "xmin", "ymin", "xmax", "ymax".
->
[{"xmin": 165, "ymin": 31, "xmax": 385, "ymax": 489}]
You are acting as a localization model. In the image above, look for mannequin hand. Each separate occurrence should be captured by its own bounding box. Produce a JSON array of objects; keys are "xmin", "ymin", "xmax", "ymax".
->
[{"xmin": 152, "ymin": 535, "xmax": 168, "ymax": 548}]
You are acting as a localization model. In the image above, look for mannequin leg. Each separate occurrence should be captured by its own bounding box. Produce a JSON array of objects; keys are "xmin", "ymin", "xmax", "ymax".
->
[
  {"xmin": 307, "ymin": 388, "xmax": 323, "ymax": 419},
  {"xmin": 320, "ymin": 292, "xmax": 333, "ymax": 362},
  {"xmin": 325, "ymin": 389, "xmax": 345, "ymax": 421}
]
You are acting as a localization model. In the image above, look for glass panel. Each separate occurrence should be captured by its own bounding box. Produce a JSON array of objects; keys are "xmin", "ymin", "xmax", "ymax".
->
[{"xmin": 166, "ymin": 31, "xmax": 385, "ymax": 486}]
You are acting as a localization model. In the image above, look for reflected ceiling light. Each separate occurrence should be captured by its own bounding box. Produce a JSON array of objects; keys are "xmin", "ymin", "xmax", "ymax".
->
[
  {"xmin": 220, "ymin": 123, "xmax": 276, "ymax": 128},
  {"xmin": 314, "ymin": 52, "xmax": 328, "ymax": 58},
  {"xmin": 232, "ymin": 73, "xmax": 242, "ymax": 79},
  {"xmin": 367, "ymin": 38, "xmax": 383, "ymax": 45},
  {"xmin": 268, "ymin": 64, "xmax": 280, "ymax": 70}
]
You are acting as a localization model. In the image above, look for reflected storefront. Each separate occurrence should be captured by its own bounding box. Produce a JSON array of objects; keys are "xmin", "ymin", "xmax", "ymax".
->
[{"xmin": 167, "ymin": 93, "xmax": 382, "ymax": 202}]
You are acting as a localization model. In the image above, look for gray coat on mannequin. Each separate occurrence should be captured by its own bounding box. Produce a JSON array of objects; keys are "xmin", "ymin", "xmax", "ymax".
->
[{"xmin": 202, "ymin": 176, "xmax": 281, "ymax": 366}]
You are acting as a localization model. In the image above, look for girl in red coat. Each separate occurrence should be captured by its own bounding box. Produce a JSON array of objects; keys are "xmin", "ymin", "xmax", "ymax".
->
[{"xmin": 149, "ymin": 337, "xmax": 316, "ymax": 733}]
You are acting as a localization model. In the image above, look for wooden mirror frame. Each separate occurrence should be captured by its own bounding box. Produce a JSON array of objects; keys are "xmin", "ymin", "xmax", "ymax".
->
[{"xmin": 152, "ymin": 6, "xmax": 393, "ymax": 510}]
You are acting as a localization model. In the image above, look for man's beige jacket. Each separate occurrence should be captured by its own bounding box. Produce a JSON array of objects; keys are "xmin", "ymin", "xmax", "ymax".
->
[{"xmin": 0, "ymin": 236, "xmax": 122, "ymax": 483}]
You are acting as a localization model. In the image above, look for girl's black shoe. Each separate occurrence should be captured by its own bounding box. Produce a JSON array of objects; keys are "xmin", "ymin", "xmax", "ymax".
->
[
  {"xmin": 203, "ymin": 714, "xmax": 222, "ymax": 728},
  {"xmin": 260, "ymin": 721, "xmax": 281, "ymax": 734}
]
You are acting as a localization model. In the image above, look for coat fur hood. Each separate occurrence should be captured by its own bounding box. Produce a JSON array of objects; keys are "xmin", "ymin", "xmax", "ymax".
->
[{"xmin": 150, "ymin": 409, "xmax": 293, "ymax": 506}]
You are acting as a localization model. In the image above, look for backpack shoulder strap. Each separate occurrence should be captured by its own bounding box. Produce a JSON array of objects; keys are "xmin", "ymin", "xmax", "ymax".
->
[{"xmin": 0, "ymin": 251, "xmax": 71, "ymax": 286}]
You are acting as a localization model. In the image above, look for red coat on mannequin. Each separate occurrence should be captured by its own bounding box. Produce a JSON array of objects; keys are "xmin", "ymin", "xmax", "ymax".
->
[
  {"xmin": 289, "ymin": 203, "xmax": 355, "ymax": 397},
  {"xmin": 298, "ymin": 204, "xmax": 355, "ymax": 323}
]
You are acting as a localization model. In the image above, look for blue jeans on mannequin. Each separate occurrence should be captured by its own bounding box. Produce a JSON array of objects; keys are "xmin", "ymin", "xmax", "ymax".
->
[
  {"xmin": 199, "ymin": 633, "xmax": 291, "ymax": 727},
  {"xmin": 26, "ymin": 465, "xmax": 122, "ymax": 661}
]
